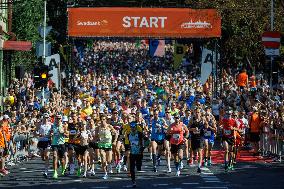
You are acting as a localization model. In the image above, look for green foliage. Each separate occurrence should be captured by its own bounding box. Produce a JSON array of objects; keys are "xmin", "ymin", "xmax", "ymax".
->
[
  {"xmin": 12, "ymin": 0, "xmax": 45, "ymax": 71},
  {"xmin": 185, "ymin": 0, "xmax": 284, "ymax": 67}
]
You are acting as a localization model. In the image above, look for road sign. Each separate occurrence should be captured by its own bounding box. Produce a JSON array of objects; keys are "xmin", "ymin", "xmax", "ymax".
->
[
  {"xmin": 265, "ymin": 48, "xmax": 280, "ymax": 56},
  {"xmin": 36, "ymin": 42, "xmax": 51, "ymax": 57},
  {"xmin": 38, "ymin": 26, "xmax": 52, "ymax": 38},
  {"xmin": 45, "ymin": 54, "xmax": 60, "ymax": 89},
  {"xmin": 262, "ymin": 31, "xmax": 281, "ymax": 48}
]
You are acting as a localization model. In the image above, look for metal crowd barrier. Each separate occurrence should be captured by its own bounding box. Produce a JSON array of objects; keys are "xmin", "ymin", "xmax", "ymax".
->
[{"xmin": 260, "ymin": 129, "xmax": 284, "ymax": 162}]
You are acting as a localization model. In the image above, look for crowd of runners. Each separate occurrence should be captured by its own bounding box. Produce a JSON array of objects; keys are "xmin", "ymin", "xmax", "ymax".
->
[{"xmin": 0, "ymin": 40, "xmax": 284, "ymax": 188}]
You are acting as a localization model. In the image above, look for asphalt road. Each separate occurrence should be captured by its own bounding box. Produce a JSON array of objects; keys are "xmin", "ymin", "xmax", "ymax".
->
[{"xmin": 1, "ymin": 152, "xmax": 284, "ymax": 189}]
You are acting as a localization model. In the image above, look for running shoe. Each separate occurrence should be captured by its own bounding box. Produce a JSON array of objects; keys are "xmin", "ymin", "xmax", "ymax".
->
[
  {"xmin": 180, "ymin": 161, "xmax": 184, "ymax": 170},
  {"xmin": 167, "ymin": 167, "xmax": 172, "ymax": 173},
  {"xmin": 53, "ymin": 171, "xmax": 58, "ymax": 179},
  {"xmin": 103, "ymin": 173, "xmax": 108, "ymax": 180},
  {"xmin": 176, "ymin": 170, "xmax": 181, "ymax": 176},
  {"xmin": 77, "ymin": 168, "xmax": 81, "ymax": 176},
  {"xmin": 82, "ymin": 172, "xmax": 87, "ymax": 178},
  {"xmin": 229, "ymin": 165, "xmax": 234, "ymax": 171},
  {"xmin": 208, "ymin": 160, "xmax": 212, "ymax": 166},
  {"xmin": 123, "ymin": 165, "xmax": 128, "ymax": 172},
  {"xmin": 157, "ymin": 157, "xmax": 161, "ymax": 166},
  {"xmin": 89, "ymin": 170, "xmax": 95, "ymax": 176},
  {"xmin": 225, "ymin": 165, "xmax": 229, "ymax": 172},
  {"xmin": 153, "ymin": 166, "xmax": 157, "ymax": 172},
  {"xmin": 109, "ymin": 169, "xmax": 113, "ymax": 174},
  {"xmin": 116, "ymin": 164, "xmax": 122, "ymax": 173},
  {"xmin": 204, "ymin": 161, "xmax": 208, "ymax": 167},
  {"xmin": 197, "ymin": 167, "xmax": 201, "ymax": 173},
  {"xmin": 61, "ymin": 166, "xmax": 66, "ymax": 176},
  {"xmin": 7, "ymin": 162, "xmax": 15, "ymax": 166},
  {"xmin": 43, "ymin": 171, "xmax": 48, "ymax": 178},
  {"xmin": 132, "ymin": 181, "xmax": 136, "ymax": 188}
]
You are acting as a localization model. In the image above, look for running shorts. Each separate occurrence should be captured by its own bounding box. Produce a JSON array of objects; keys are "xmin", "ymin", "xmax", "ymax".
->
[
  {"xmin": 89, "ymin": 141, "xmax": 99, "ymax": 150},
  {"xmin": 51, "ymin": 144, "xmax": 66, "ymax": 158},
  {"xmin": 170, "ymin": 144, "xmax": 184, "ymax": 154},
  {"xmin": 37, "ymin": 140, "xmax": 51, "ymax": 150},
  {"xmin": 222, "ymin": 136, "xmax": 235, "ymax": 146},
  {"xmin": 75, "ymin": 145, "xmax": 89, "ymax": 155},
  {"xmin": 191, "ymin": 139, "xmax": 203, "ymax": 151}
]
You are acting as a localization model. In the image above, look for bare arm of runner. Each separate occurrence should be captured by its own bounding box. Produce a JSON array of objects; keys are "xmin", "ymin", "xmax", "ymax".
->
[
  {"xmin": 166, "ymin": 123, "xmax": 172, "ymax": 135},
  {"xmin": 109, "ymin": 125, "xmax": 118, "ymax": 144},
  {"xmin": 183, "ymin": 124, "xmax": 189, "ymax": 139}
]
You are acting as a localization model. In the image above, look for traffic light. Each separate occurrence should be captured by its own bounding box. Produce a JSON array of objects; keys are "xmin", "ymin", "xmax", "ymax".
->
[{"xmin": 33, "ymin": 65, "xmax": 50, "ymax": 88}]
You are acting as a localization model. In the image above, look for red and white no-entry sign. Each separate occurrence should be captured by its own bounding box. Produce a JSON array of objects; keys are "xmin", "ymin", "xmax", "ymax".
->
[{"xmin": 262, "ymin": 31, "xmax": 281, "ymax": 48}]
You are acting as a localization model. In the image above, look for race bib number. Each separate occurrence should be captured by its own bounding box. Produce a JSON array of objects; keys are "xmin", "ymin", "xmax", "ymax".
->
[
  {"xmin": 193, "ymin": 129, "xmax": 200, "ymax": 134},
  {"xmin": 69, "ymin": 130, "xmax": 76, "ymax": 135},
  {"xmin": 205, "ymin": 131, "xmax": 211, "ymax": 137},
  {"xmin": 224, "ymin": 129, "xmax": 231, "ymax": 135},
  {"xmin": 131, "ymin": 140, "xmax": 139, "ymax": 146},
  {"xmin": 173, "ymin": 134, "xmax": 180, "ymax": 140},
  {"xmin": 155, "ymin": 126, "xmax": 162, "ymax": 134}
]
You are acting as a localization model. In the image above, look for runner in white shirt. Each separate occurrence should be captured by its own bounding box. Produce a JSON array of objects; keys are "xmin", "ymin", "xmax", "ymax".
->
[{"xmin": 36, "ymin": 113, "xmax": 52, "ymax": 177}]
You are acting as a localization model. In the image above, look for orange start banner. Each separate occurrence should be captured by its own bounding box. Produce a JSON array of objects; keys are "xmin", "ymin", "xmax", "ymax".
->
[{"xmin": 68, "ymin": 8, "xmax": 221, "ymax": 38}]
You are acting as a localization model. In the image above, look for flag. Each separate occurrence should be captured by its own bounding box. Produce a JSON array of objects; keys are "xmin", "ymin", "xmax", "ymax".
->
[
  {"xmin": 149, "ymin": 39, "xmax": 165, "ymax": 57},
  {"xmin": 135, "ymin": 39, "xmax": 141, "ymax": 48},
  {"xmin": 200, "ymin": 48, "xmax": 219, "ymax": 85},
  {"xmin": 173, "ymin": 42, "xmax": 186, "ymax": 69},
  {"xmin": 87, "ymin": 39, "xmax": 93, "ymax": 49}
]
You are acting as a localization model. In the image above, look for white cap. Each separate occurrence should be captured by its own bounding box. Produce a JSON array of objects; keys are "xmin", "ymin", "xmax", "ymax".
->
[
  {"xmin": 43, "ymin": 113, "xmax": 49, "ymax": 118},
  {"xmin": 3, "ymin": 115, "xmax": 9, "ymax": 119},
  {"xmin": 62, "ymin": 116, "xmax": 68, "ymax": 122}
]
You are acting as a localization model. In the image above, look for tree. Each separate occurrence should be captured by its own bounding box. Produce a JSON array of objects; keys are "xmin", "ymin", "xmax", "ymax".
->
[
  {"xmin": 11, "ymin": 0, "xmax": 45, "ymax": 71},
  {"xmin": 185, "ymin": 0, "xmax": 284, "ymax": 73}
]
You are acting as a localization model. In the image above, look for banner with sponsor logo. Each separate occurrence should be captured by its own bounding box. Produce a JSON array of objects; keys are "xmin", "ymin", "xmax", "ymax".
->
[{"xmin": 68, "ymin": 8, "xmax": 221, "ymax": 38}]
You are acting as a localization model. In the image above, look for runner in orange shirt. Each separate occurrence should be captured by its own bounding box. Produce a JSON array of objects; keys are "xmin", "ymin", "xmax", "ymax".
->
[
  {"xmin": 248, "ymin": 107, "xmax": 263, "ymax": 155},
  {"xmin": 236, "ymin": 69, "xmax": 248, "ymax": 91},
  {"xmin": 0, "ymin": 117, "xmax": 9, "ymax": 176}
]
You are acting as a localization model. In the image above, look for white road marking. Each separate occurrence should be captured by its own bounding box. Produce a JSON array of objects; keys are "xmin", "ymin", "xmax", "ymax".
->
[
  {"xmin": 204, "ymin": 178, "xmax": 220, "ymax": 181},
  {"xmin": 153, "ymin": 183, "xmax": 169, "ymax": 186},
  {"xmin": 123, "ymin": 185, "xmax": 133, "ymax": 188},
  {"xmin": 205, "ymin": 180, "xmax": 222, "ymax": 183},
  {"xmin": 112, "ymin": 177, "xmax": 122, "ymax": 180},
  {"xmin": 202, "ymin": 172, "xmax": 214, "ymax": 175},
  {"xmin": 182, "ymin": 182, "xmax": 199, "ymax": 185},
  {"xmin": 23, "ymin": 171, "xmax": 33, "ymax": 173},
  {"xmin": 73, "ymin": 179, "xmax": 82, "ymax": 182},
  {"xmin": 198, "ymin": 187, "xmax": 228, "ymax": 189}
]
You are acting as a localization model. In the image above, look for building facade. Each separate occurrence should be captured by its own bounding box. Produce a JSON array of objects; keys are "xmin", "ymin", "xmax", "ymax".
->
[{"xmin": 0, "ymin": 0, "xmax": 9, "ymax": 111}]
